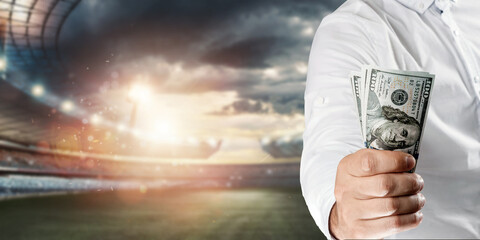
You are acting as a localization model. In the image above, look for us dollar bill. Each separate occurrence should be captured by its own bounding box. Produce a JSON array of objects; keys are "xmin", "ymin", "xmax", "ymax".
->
[
  {"xmin": 349, "ymin": 73, "xmax": 363, "ymax": 135},
  {"xmin": 362, "ymin": 66, "xmax": 435, "ymax": 172}
]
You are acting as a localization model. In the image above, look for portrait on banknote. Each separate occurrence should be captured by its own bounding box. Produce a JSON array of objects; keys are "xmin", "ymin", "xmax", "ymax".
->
[{"xmin": 365, "ymin": 90, "xmax": 421, "ymax": 150}]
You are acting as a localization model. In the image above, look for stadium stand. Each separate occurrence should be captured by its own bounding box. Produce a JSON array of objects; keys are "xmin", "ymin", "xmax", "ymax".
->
[
  {"xmin": 0, "ymin": 0, "xmax": 300, "ymax": 192},
  {"xmin": 0, "ymin": 143, "xmax": 299, "ymax": 181}
]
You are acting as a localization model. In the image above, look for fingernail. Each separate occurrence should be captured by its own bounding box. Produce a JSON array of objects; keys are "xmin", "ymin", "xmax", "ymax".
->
[
  {"xmin": 419, "ymin": 193, "xmax": 426, "ymax": 208},
  {"xmin": 406, "ymin": 155, "xmax": 416, "ymax": 169},
  {"xmin": 417, "ymin": 174, "xmax": 424, "ymax": 187},
  {"xmin": 417, "ymin": 211, "xmax": 424, "ymax": 222}
]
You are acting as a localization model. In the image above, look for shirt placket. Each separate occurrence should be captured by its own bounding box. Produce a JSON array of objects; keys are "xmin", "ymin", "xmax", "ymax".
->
[{"xmin": 437, "ymin": 0, "xmax": 480, "ymax": 97}]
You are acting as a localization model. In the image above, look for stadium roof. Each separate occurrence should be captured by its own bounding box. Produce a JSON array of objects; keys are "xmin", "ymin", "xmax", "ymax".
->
[
  {"xmin": 0, "ymin": 0, "xmax": 83, "ymax": 147},
  {"xmin": 1, "ymin": 0, "xmax": 81, "ymax": 73}
]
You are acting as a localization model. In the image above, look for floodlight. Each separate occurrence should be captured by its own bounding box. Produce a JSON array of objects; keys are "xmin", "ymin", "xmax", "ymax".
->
[
  {"xmin": 0, "ymin": 58, "xmax": 6, "ymax": 71},
  {"xmin": 61, "ymin": 100, "xmax": 74, "ymax": 112},
  {"xmin": 32, "ymin": 84, "xmax": 45, "ymax": 97}
]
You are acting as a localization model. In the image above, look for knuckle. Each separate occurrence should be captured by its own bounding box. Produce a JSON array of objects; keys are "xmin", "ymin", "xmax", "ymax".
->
[
  {"xmin": 385, "ymin": 198, "xmax": 399, "ymax": 215},
  {"xmin": 394, "ymin": 154, "xmax": 408, "ymax": 170},
  {"xmin": 361, "ymin": 151, "xmax": 376, "ymax": 173},
  {"xmin": 389, "ymin": 216, "xmax": 402, "ymax": 230},
  {"xmin": 379, "ymin": 175, "xmax": 395, "ymax": 196},
  {"xmin": 409, "ymin": 212, "xmax": 422, "ymax": 226}
]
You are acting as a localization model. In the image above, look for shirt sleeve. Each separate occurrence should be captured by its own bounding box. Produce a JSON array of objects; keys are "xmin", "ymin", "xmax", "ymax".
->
[{"xmin": 300, "ymin": 8, "xmax": 378, "ymax": 239}]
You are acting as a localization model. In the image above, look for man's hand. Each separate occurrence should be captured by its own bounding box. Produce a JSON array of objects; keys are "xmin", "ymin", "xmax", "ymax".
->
[{"xmin": 329, "ymin": 149, "xmax": 425, "ymax": 239}]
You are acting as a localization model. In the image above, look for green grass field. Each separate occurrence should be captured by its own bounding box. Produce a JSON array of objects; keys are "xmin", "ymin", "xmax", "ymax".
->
[{"xmin": 0, "ymin": 187, "xmax": 326, "ymax": 240}]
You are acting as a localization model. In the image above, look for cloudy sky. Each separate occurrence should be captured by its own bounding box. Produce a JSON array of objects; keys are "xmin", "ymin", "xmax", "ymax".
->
[{"xmin": 56, "ymin": 0, "xmax": 342, "ymax": 162}]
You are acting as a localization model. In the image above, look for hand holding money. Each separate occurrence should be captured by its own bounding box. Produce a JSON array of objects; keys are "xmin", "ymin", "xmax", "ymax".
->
[
  {"xmin": 330, "ymin": 149, "xmax": 425, "ymax": 239},
  {"xmin": 329, "ymin": 66, "xmax": 434, "ymax": 239}
]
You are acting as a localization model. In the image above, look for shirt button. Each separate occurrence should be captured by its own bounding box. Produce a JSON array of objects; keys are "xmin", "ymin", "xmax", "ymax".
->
[
  {"xmin": 453, "ymin": 29, "xmax": 460, "ymax": 36},
  {"xmin": 419, "ymin": 2, "xmax": 425, "ymax": 9},
  {"xmin": 314, "ymin": 97, "xmax": 325, "ymax": 106},
  {"xmin": 474, "ymin": 76, "xmax": 480, "ymax": 83}
]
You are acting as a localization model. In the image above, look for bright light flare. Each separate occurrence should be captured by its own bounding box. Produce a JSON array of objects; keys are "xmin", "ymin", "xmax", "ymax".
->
[
  {"xmin": 149, "ymin": 120, "xmax": 180, "ymax": 143},
  {"xmin": 154, "ymin": 121, "xmax": 175, "ymax": 136},
  {"xmin": 117, "ymin": 124, "xmax": 126, "ymax": 132},
  {"xmin": 61, "ymin": 100, "xmax": 74, "ymax": 112},
  {"xmin": 128, "ymin": 84, "xmax": 152, "ymax": 103},
  {"xmin": 0, "ymin": 58, "xmax": 6, "ymax": 71},
  {"xmin": 90, "ymin": 114, "xmax": 102, "ymax": 125},
  {"xmin": 32, "ymin": 84, "xmax": 45, "ymax": 97}
]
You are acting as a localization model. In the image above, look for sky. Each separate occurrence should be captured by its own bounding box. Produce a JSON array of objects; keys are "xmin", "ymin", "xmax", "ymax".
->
[{"xmin": 54, "ymin": 0, "xmax": 343, "ymax": 162}]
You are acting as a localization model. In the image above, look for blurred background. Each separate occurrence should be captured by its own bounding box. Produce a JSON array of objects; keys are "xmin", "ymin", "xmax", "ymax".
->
[{"xmin": 0, "ymin": 0, "xmax": 342, "ymax": 239}]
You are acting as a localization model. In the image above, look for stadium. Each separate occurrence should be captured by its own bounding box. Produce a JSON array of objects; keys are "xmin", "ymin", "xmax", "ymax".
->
[{"xmin": 0, "ymin": 0, "xmax": 334, "ymax": 239}]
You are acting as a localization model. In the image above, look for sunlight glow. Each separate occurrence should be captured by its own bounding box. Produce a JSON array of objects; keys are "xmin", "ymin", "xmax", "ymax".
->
[
  {"xmin": 117, "ymin": 124, "xmax": 126, "ymax": 132},
  {"xmin": 155, "ymin": 122, "xmax": 174, "ymax": 136},
  {"xmin": 90, "ymin": 114, "xmax": 102, "ymax": 125},
  {"xmin": 128, "ymin": 84, "xmax": 152, "ymax": 103}
]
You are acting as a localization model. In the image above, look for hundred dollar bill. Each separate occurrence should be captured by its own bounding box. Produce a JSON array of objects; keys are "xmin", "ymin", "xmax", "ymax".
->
[
  {"xmin": 362, "ymin": 66, "xmax": 434, "ymax": 172},
  {"xmin": 349, "ymin": 72, "xmax": 363, "ymax": 135}
]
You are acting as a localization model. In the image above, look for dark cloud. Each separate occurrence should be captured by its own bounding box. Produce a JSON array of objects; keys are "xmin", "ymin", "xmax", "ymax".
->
[
  {"xmin": 261, "ymin": 133, "xmax": 303, "ymax": 158},
  {"xmin": 236, "ymin": 81, "xmax": 306, "ymax": 115},
  {"xmin": 56, "ymin": 0, "xmax": 341, "ymax": 114},
  {"xmin": 212, "ymin": 99, "xmax": 269, "ymax": 115},
  {"xmin": 270, "ymin": 96, "xmax": 304, "ymax": 115},
  {"xmin": 201, "ymin": 36, "xmax": 279, "ymax": 68},
  {"xmin": 60, "ymin": 0, "xmax": 339, "ymax": 74}
]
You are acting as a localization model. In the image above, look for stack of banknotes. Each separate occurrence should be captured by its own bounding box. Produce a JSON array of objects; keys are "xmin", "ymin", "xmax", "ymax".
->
[{"xmin": 350, "ymin": 66, "xmax": 435, "ymax": 172}]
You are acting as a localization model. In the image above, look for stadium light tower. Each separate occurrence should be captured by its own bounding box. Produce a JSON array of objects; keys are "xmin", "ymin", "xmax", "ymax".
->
[{"xmin": 127, "ymin": 83, "xmax": 152, "ymax": 128}]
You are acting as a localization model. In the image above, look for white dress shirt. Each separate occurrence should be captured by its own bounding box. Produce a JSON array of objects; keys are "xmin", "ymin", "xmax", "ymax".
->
[{"xmin": 301, "ymin": 0, "xmax": 480, "ymax": 238}]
